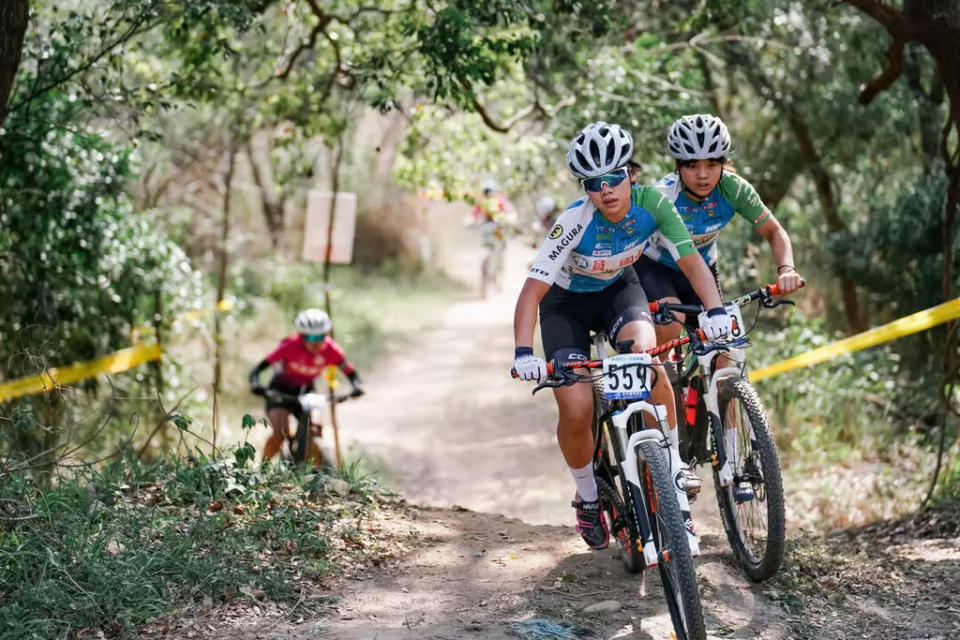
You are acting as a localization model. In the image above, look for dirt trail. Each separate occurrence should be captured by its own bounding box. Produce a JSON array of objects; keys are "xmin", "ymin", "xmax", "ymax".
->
[
  {"xmin": 310, "ymin": 229, "xmax": 959, "ymax": 640},
  {"xmin": 184, "ymin": 213, "xmax": 959, "ymax": 640},
  {"xmin": 317, "ymin": 236, "xmax": 790, "ymax": 639}
]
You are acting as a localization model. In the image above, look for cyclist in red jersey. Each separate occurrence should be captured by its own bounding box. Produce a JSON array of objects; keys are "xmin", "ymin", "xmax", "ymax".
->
[{"xmin": 249, "ymin": 309, "xmax": 364, "ymax": 462}]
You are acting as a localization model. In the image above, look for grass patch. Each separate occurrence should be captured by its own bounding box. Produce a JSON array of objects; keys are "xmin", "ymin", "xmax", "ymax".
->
[{"xmin": 0, "ymin": 448, "xmax": 388, "ymax": 639}]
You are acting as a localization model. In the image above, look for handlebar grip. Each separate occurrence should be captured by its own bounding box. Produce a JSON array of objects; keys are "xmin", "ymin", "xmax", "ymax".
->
[
  {"xmin": 648, "ymin": 300, "xmax": 660, "ymax": 313},
  {"xmin": 766, "ymin": 278, "xmax": 806, "ymax": 297},
  {"xmin": 511, "ymin": 360, "xmax": 556, "ymax": 379}
]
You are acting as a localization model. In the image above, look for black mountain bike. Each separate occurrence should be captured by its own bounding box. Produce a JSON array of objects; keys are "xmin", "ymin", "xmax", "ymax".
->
[{"xmin": 254, "ymin": 388, "xmax": 352, "ymax": 466}]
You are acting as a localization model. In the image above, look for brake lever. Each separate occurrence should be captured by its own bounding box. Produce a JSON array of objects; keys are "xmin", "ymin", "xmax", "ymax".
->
[
  {"xmin": 531, "ymin": 379, "xmax": 563, "ymax": 395},
  {"xmin": 693, "ymin": 337, "xmax": 749, "ymax": 356},
  {"xmin": 531, "ymin": 366, "xmax": 580, "ymax": 395},
  {"xmin": 652, "ymin": 309, "xmax": 676, "ymax": 326},
  {"xmin": 762, "ymin": 297, "xmax": 795, "ymax": 309}
]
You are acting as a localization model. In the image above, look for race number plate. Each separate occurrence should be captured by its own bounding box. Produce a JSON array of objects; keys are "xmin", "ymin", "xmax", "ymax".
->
[
  {"xmin": 602, "ymin": 353, "xmax": 653, "ymax": 400},
  {"xmin": 697, "ymin": 302, "xmax": 746, "ymax": 339}
]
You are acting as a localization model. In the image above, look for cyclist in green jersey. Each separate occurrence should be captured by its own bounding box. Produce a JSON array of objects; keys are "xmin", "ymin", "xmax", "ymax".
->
[
  {"xmin": 635, "ymin": 114, "xmax": 803, "ymax": 499},
  {"xmin": 635, "ymin": 113, "xmax": 803, "ymax": 342}
]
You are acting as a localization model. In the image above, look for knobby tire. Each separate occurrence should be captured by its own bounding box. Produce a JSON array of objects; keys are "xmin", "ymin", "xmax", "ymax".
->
[
  {"xmin": 638, "ymin": 438, "xmax": 706, "ymax": 640},
  {"xmin": 714, "ymin": 378, "xmax": 785, "ymax": 582}
]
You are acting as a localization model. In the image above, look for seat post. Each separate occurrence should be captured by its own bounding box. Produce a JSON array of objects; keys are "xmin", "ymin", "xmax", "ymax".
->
[{"xmin": 592, "ymin": 331, "xmax": 609, "ymax": 359}]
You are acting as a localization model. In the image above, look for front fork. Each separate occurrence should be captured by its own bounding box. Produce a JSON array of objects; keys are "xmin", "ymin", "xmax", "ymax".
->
[
  {"xmin": 611, "ymin": 400, "xmax": 698, "ymax": 566},
  {"xmin": 696, "ymin": 347, "xmax": 748, "ymax": 486}
]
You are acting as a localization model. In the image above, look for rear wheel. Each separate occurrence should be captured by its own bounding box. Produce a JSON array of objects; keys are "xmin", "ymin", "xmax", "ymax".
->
[
  {"xmin": 597, "ymin": 474, "xmax": 643, "ymax": 573},
  {"xmin": 714, "ymin": 378, "xmax": 785, "ymax": 581},
  {"xmin": 637, "ymin": 438, "xmax": 705, "ymax": 640}
]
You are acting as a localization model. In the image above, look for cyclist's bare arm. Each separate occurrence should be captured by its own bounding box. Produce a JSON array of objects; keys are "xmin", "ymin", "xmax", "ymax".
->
[
  {"xmin": 514, "ymin": 277, "xmax": 550, "ymax": 349},
  {"xmin": 675, "ymin": 253, "xmax": 723, "ymax": 309},
  {"xmin": 756, "ymin": 215, "xmax": 802, "ymax": 293}
]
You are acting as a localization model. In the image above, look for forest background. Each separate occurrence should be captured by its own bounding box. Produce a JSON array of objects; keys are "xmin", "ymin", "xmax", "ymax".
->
[{"xmin": 0, "ymin": 0, "xmax": 958, "ymax": 635}]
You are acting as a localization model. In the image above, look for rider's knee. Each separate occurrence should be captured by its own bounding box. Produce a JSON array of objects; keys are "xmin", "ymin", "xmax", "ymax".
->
[{"xmin": 557, "ymin": 401, "xmax": 593, "ymax": 428}]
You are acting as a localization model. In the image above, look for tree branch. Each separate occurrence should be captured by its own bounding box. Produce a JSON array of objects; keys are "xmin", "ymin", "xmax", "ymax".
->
[
  {"xmin": 8, "ymin": 12, "xmax": 158, "ymax": 114},
  {"xmin": 858, "ymin": 37, "xmax": 907, "ymax": 104},
  {"xmin": 841, "ymin": 0, "xmax": 911, "ymax": 37}
]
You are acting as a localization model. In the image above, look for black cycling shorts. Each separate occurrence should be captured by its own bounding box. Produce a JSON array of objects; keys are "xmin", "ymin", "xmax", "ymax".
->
[
  {"xmin": 539, "ymin": 270, "xmax": 652, "ymax": 364},
  {"xmin": 633, "ymin": 255, "xmax": 722, "ymax": 329}
]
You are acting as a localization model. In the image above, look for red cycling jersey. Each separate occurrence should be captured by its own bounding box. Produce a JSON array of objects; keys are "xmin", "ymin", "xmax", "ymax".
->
[{"xmin": 265, "ymin": 334, "xmax": 347, "ymax": 388}]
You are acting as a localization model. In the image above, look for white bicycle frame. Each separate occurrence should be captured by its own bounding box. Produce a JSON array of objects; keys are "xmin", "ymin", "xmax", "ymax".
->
[
  {"xmin": 591, "ymin": 332, "xmax": 692, "ymax": 567},
  {"xmin": 689, "ymin": 313, "xmax": 751, "ymax": 481}
]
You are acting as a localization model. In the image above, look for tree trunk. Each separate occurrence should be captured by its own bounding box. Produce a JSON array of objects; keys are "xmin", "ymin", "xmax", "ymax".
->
[
  {"xmin": 784, "ymin": 107, "xmax": 869, "ymax": 332},
  {"xmin": 0, "ymin": 0, "xmax": 29, "ymax": 125},
  {"xmin": 245, "ymin": 141, "xmax": 284, "ymax": 250},
  {"xmin": 323, "ymin": 134, "xmax": 344, "ymax": 468},
  {"xmin": 212, "ymin": 145, "xmax": 236, "ymax": 452}
]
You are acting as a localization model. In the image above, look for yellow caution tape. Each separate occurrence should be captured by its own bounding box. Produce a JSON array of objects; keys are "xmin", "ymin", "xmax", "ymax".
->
[
  {"xmin": 180, "ymin": 298, "xmax": 234, "ymax": 323},
  {"xmin": 0, "ymin": 343, "xmax": 162, "ymax": 402},
  {"xmin": 749, "ymin": 297, "xmax": 960, "ymax": 382},
  {"xmin": 0, "ymin": 299, "xmax": 233, "ymax": 402}
]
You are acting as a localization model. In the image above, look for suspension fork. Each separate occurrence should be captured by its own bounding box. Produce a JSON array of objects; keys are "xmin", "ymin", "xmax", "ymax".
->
[
  {"xmin": 611, "ymin": 400, "xmax": 674, "ymax": 567},
  {"xmin": 697, "ymin": 347, "xmax": 748, "ymax": 470}
]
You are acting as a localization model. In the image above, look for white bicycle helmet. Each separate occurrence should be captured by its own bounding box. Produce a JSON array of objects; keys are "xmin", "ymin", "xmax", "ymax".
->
[
  {"xmin": 566, "ymin": 122, "xmax": 634, "ymax": 179},
  {"xmin": 667, "ymin": 114, "xmax": 731, "ymax": 161},
  {"xmin": 294, "ymin": 308, "xmax": 331, "ymax": 335},
  {"xmin": 536, "ymin": 196, "xmax": 557, "ymax": 218}
]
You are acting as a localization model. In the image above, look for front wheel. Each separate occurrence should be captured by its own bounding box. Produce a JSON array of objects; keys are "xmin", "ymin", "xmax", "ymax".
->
[
  {"xmin": 638, "ymin": 438, "xmax": 705, "ymax": 640},
  {"xmin": 290, "ymin": 413, "xmax": 310, "ymax": 466},
  {"xmin": 714, "ymin": 378, "xmax": 785, "ymax": 582}
]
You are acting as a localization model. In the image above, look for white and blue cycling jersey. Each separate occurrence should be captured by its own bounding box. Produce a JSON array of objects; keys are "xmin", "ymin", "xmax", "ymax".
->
[
  {"xmin": 644, "ymin": 171, "xmax": 771, "ymax": 269},
  {"xmin": 529, "ymin": 185, "xmax": 697, "ymax": 293}
]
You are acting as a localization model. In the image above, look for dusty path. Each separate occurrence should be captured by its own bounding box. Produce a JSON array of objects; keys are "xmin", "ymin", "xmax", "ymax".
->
[
  {"xmin": 321, "ymin": 236, "xmax": 787, "ymax": 639},
  {"xmin": 166, "ymin": 214, "xmax": 958, "ymax": 640}
]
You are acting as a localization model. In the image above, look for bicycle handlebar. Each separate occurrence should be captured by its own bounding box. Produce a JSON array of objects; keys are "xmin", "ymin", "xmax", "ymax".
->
[
  {"xmin": 648, "ymin": 280, "xmax": 806, "ymax": 316},
  {"xmin": 510, "ymin": 328, "xmax": 709, "ymax": 379},
  {"xmin": 511, "ymin": 280, "xmax": 803, "ymax": 387},
  {"xmin": 252, "ymin": 388, "xmax": 354, "ymax": 405}
]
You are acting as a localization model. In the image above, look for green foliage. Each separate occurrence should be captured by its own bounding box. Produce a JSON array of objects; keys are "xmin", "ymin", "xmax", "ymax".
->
[
  {"xmin": 750, "ymin": 313, "xmax": 935, "ymax": 458},
  {"xmin": 0, "ymin": 92, "xmax": 204, "ymax": 460},
  {"xmin": 834, "ymin": 169, "xmax": 952, "ymax": 316},
  {"xmin": 0, "ymin": 448, "xmax": 381, "ymax": 638}
]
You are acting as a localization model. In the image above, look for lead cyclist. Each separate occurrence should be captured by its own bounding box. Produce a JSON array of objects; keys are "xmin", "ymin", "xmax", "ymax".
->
[
  {"xmin": 512, "ymin": 121, "xmax": 731, "ymax": 554},
  {"xmin": 634, "ymin": 114, "xmax": 804, "ymax": 498}
]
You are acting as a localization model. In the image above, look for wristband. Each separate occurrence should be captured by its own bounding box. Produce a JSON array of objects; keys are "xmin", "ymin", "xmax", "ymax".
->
[
  {"xmin": 515, "ymin": 346, "xmax": 534, "ymax": 358},
  {"xmin": 706, "ymin": 306, "xmax": 728, "ymax": 318},
  {"xmin": 777, "ymin": 264, "xmax": 796, "ymax": 273}
]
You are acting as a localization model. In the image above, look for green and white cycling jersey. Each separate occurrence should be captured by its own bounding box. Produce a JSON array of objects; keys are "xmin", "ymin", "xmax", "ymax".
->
[
  {"xmin": 529, "ymin": 185, "xmax": 696, "ymax": 293},
  {"xmin": 644, "ymin": 171, "xmax": 771, "ymax": 269}
]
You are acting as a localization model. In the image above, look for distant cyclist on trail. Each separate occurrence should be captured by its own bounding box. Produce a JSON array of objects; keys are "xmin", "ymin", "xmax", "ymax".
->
[
  {"xmin": 512, "ymin": 121, "xmax": 731, "ymax": 552},
  {"xmin": 535, "ymin": 195, "xmax": 562, "ymax": 232},
  {"xmin": 633, "ymin": 114, "xmax": 802, "ymax": 497},
  {"xmin": 472, "ymin": 179, "xmax": 517, "ymax": 296},
  {"xmin": 249, "ymin": 309, "xmax": 364, "ymax": 464}
]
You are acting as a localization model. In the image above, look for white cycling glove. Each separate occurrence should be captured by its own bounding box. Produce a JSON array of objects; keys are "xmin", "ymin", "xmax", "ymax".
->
[
  {"xmin": 702, "ymin": 307, "xmax": 732, "ymax": 341},
  {"xmin": 514, "ymin": 347, "xmax": 548, "ymax": 382}
]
